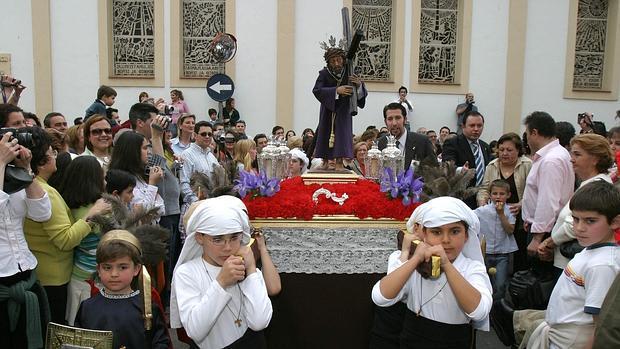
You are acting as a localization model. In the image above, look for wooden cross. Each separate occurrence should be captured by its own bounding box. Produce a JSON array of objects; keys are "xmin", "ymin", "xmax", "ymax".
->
[{"xmin": 234, "ymin": 318, "xmax": 242, "ymax": 327}]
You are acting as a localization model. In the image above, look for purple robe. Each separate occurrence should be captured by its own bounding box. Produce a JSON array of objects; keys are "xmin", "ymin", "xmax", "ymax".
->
[{"xmin": 312, "ymin": 68, "xmax": 367, "ymax": 159}]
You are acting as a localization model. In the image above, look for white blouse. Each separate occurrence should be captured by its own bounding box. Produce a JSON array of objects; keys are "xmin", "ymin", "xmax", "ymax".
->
[
  {"xmin": 372, "ymin": 252, "xmax": 492, "ymax": 329},
  {"xmin": 173, "ymin": 257, "xmax": 272, "ymax": 348},
  {"xmin": 0, "ymin": 189, "xmax": 51, "ymax": 277}
]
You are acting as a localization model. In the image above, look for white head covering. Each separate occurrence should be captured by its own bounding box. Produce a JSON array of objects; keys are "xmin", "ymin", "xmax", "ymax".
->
[
  {"xmin": 289, "ymin": 148, "xmax": 309, "ymax": 174},
  {"xmin": 419, "ymin": 196, "xmax": 483, "ymax": 264},
  {"xmin": 170, "ymin": 195, "xmax": 250, "ymax": 328},
  {"xmin": 406, "ymin": 202, "xmax": 429, "ymax": 234},
  {"xmin": 419, "ymin": 196, "xmax": 489, "ymax": 331}
]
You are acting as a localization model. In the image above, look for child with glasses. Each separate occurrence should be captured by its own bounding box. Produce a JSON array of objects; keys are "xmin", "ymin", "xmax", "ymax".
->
[{"xmin": 171, "ymin": 196, "xmax": 272, "ymax": 348}]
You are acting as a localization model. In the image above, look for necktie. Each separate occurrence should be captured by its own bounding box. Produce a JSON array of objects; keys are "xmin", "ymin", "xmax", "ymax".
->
[
  {"xmin": 472, "ymin": 142, "xmax": 484, "ymax": 186},
  {"xmin": 396, "ymin": 140, "xmax": 401, "ymax": 152}
]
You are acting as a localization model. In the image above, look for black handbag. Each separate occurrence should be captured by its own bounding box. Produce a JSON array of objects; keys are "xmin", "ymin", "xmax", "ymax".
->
[
  {"xmin": 559, "ymin": 239, "xmax": 584, "ymax": 259},
  {"xmin": 508, "ymin": 269, "xmax": 557, "ymax": 310}
]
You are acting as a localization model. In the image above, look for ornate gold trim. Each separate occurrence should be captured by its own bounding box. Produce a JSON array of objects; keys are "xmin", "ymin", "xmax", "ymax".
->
[
  {"xmin": 252, "ymin": 216, "xmax": 405, "ymax": 229},
  {"xmin": 301, "ymin": 171, "xmax": 360, "ymax": 184}
]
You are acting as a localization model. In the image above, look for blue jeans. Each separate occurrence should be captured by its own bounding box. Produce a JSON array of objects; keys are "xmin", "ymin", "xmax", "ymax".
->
[{"xmin": 486, "ymin": 253, "xmax": 510, "ymax": 301}]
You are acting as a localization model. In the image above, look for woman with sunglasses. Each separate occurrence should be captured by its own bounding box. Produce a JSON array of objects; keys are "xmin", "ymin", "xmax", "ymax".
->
[{"xmin": 80, "ymin": 115, "xmax": 112, "ymax": 171}]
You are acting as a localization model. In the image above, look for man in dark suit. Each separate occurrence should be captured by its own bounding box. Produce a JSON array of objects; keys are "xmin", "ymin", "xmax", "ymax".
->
[
  {"xmin": 442, "ymin": 110, "xmax": 491, "ymax": 207},
  {"xmin": 377, "ymin": 102, "xmax": 434, "ymax": 171}
]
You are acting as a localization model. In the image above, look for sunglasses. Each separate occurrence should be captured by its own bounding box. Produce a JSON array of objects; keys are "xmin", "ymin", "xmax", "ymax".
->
[
  {"xmin": 90, "ymin": 128, "xmax": 112, "ymax": 136},
  {"xmin": 225, "ymin": 138, "xmax": 235, "ymax": 143},
  {"xmin": 199, "ymin": 131, "xmax": 213, "ymax": 138}
]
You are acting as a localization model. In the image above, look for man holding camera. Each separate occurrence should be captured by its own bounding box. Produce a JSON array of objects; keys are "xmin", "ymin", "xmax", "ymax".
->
[
  {"xmin": 455, "ymin": 92, "xmax": 478, "ymax": 134},
  {"xmin": 0, "ymin": 104, "xmax": 52, "ymax": 348}
]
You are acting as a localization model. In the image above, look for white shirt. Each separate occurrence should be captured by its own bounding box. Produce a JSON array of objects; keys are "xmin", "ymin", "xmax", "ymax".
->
[
  {"xmin": 394, "ymin": 98, "xmax": 413, "ymax": 120},
  {"xmin": 132, "ymin": 179, "xmax": 166, "ymax": 218},
  {"xmin": 551, "ymin": 174, "xmax": 612, "ymax": 269},
  {"xmin": 372, "ymin": 253, "xmax": 492, "ymax": 328},
  {"xmin": 522, "ymin": 139, "xmax": 574, "ymax": 233},
  {"xmin": 0, "ymin": 189, "xmax": 51, "ymax": 277},
  {"xmin": 396, "ymin": 131, "xmax": 407, "ymax": 154},
  {"xmin": 180, "ymin": 143, "xmax": 219, "ymax": 203},
  {"xmin": 171, "ymin": 137, "xmax": 191, "ymax": 155},
  {"xmin": 172, "ymin": 257, "xmax": 272, "ymax": 349},
  {"xmin": 546, "ymin": 244, "xmax": 619, "ymax": 326}
]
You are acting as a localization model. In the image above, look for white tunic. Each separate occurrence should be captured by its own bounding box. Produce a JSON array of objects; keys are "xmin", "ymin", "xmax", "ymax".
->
[
  {"xmin": 172, "ymin": 257, "xmax": 273, "ymax": 349},
  {"xmin": 372, "ymin": 253, "xmax": 492, "ymax": 329}
]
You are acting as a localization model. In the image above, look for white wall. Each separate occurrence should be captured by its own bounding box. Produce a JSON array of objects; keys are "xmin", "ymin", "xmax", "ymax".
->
[
  {"xmin": 522, "ymin": 0, "xmax": 619, "ymax": 132},
  {"xmin": 2, "ymin": 0, "xmax": 618, "ymax": 140},
  {"xmin": 234, "ymin": 0, "xmax": 278, "ymax": 137},
  {"xmin": 0, "ymin": 0, "xmax": 35, "ymax": 110}
]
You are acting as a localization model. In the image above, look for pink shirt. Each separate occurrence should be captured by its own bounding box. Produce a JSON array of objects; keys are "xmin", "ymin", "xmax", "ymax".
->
[{"xmin": 522, "ymin": 139, "xmax": 574, "ymax": 233}]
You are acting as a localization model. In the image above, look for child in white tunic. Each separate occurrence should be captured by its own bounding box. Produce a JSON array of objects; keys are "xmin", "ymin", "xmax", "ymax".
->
[
  {"xmin": 170, "ymin": 196, "xmax": 272, "ymax": 349},
  {"xmin": 372, "ymin": 197, "xmax": 493, "ymax": 349}
]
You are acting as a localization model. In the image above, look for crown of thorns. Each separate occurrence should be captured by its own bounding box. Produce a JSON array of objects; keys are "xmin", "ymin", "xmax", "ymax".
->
[{"xmin": 320, "ymin": 35, "xmax": 346, "ymax": 62}]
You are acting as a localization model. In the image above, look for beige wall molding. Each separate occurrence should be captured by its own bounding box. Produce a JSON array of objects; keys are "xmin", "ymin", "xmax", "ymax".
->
[
  {"xmin": 503, "ymin": 0, "xmax": 528, "ymax": 133},
  {"xmin": 170, "ymin": 0, "xmax": 236, "ymax": 87},
  {"xmin": 563, "ymin": 0, "xmax": 620, "ymax": 101},
  {"xmin": 31, "ymin": 0, "xmax": 53, "ymax": 115},
  {"xmin": 275, "ymin": 0, "xmax": 295, "ymax": 130},
  {"xmin": 409, "ymin": 0, "xmax": 472, "ymax": 95},
  {"xmin": 98, "ymin": 0, "xmax": 164, "ymax": 87}
]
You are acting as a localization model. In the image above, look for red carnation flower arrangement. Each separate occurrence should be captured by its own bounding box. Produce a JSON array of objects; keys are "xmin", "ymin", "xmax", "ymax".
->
[{"xmin": 243, "ymin": 177, "xmax": 420, "ymax": 221}]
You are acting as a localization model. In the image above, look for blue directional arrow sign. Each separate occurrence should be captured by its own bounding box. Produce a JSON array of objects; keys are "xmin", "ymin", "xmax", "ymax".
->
[{"xmin": 206, "ymin": 73, "xmax": 235, "ymax": 102}]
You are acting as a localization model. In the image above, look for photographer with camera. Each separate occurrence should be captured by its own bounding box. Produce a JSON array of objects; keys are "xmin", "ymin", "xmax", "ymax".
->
[
  {"xmin": 0, "ymin": 124, "xmax": 52, "ymax": 348},
  {"xmin": 455, "ymin": 92, "xmax": 478, "ymax": 134},
  {"xmin": 1, "ymin": 74, "xmax": 26, "ymax": 106},
  {"xmin": 578, "ymin": 112, "xmax": 607, "ymax": 137}
]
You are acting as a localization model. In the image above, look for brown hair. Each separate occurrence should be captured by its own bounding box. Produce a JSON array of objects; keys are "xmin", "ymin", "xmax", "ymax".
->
[
  {"xmin": 96, "ymin": 239, "xmax": 142, "ymax": 265},
  {"xmin": 83, "ymin": 114, "xmax": 111, "ymax": 152},
  {"xmin": 46, "ymin": 128, "xmax": 68, "ymax": 153},
  {"xmin": 360, "ymin": 129, "xmax": 379, "ymax": 143},
  {"xmin": 66, "ymin": 124, "xmax": 83, "ymax": 153},
  {"xmin": 497, "ymin": 132, "xmax": 524, "ymax": 157},
  {"xmin": 287, "ymin": 135, "xmax": 303, "ymax": 149},
  {"xmin": 489, "ymin": 179, "xmax": 511, "ymax": 193},
  {"xmin": 171, "ymin": 89, "xmax": 184, "ymax": 101},
  {"xmin": 570, "ymin": 133, "xmax": 614, "ymax": 174}
]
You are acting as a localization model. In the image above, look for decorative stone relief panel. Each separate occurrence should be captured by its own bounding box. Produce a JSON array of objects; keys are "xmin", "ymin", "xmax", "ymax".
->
[
  {"xmin": 182, "ymin": 0, "xmax": 226, "ymax": 78},
  {"xmin": 573, "ymin": 0, "xmax": 608, "ymax": 90},
  {"xmin": 111, "ymin": 0, "xmax": 155, "ymax": 77},
  {"xmin": 352, "ymin": 0, "xmax": 393, "ymax": 82},
  {"xmin": 418, "ymin": 0, "xmax": 458, "ymax": 84}
]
